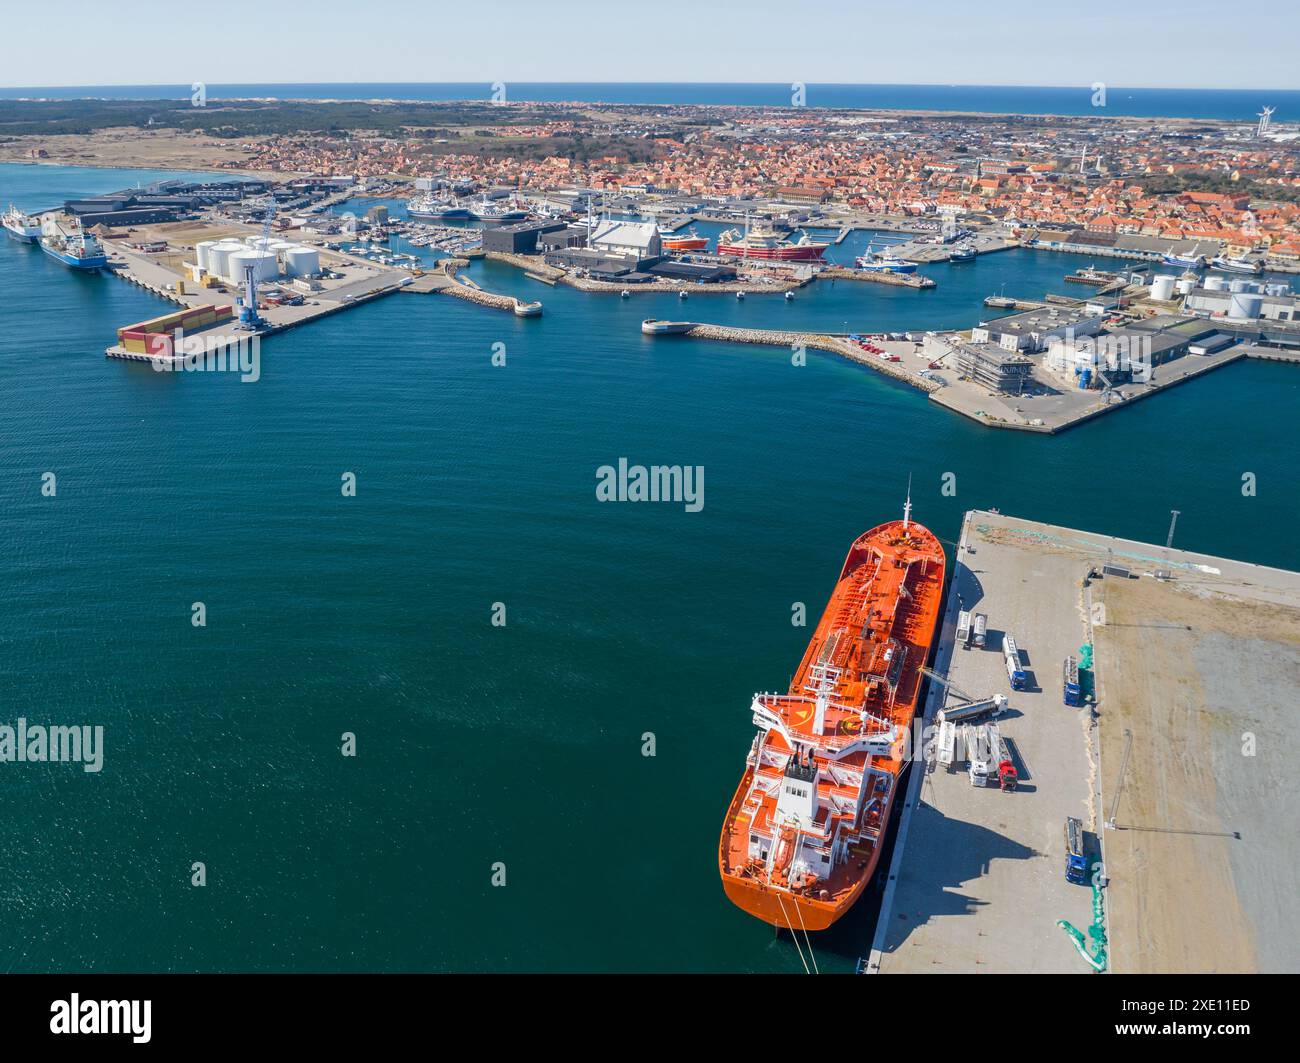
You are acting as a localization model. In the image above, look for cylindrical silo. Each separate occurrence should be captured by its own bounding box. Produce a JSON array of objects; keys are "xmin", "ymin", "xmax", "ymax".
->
[
  {"xmin": 1174, "ymin": 275, "xmax": 1196, "ymax": 295},
  {"xmin": 1204, "ymin": 275, "xmax": 1229, "ymax": 292},
  {"xmin": 1228, "ymin": 292, "xmax": 1263, "ymax": 319},
  {"xmin": 1150, "ymin": 275, "xmax": 1177, "ymax": 301},
  {"xmin": 207, "ymin": 240, "xmax": 243, "ymax": 283},
  {"xmin": 282, "ymin": 245, "xmax": 320, "ymax": 277},
  {"xmin": 228, "ymin": 249, "xmax": 279, "ymax": 285},
  {"xmin": 194, "ymin": 239, "xmax": 216, "ymax": 271}
]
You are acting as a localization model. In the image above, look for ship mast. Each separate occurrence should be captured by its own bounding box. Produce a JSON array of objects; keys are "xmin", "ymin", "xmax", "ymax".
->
[{"xmin": 903, "ymin": 474, "xmax": 913, "ymax": 531}]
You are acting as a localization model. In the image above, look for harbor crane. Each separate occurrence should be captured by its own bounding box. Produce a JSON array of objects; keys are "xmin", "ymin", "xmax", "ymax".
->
[{"xmin": 239, "ymin": 204, "xmax": 275, "ymax": 330}]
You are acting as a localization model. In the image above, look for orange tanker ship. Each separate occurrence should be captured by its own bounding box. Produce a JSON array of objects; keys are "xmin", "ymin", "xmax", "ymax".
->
[{"xmin": 718, "ymin": 503, "xmax": 946, "ymax": 931}]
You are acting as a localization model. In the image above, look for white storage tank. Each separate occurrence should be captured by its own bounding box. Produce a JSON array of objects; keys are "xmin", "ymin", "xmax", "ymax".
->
[
  {"xmin": 1175, "ymin": 275, "xmax": 1196, "ymax": 295},
  {"xmin": 208, "ymin": 240, "xmax": 244, "ymax": 283},
  {"xmin": 1228, "ymin": 278, "xmax": 1256, "ymax": 293},
  {"xmin": 1150, "ymin": 275, "xmax": 1177, "ymax": 301},
  {"xmin": 194, "ymin": 239, "xmax": 217, "ymax": 271},
  {"xmin": 282, "ymin": 245, "xmax": 320, "ymax": 277},
  {"xmin": 1264, "ymin": 282, "xmax": 1290, "ymax": 297},
  {"xmin": 1228, "ymin": 292, "xmax": 1263, "ymax": 320},
  {"xmin": 227, "ymin": 249, "xmax": 279, "ymax": 284},
  {"xmin": 1205, "ymin": 275, "xmax": 1229, "ymax": 292}
]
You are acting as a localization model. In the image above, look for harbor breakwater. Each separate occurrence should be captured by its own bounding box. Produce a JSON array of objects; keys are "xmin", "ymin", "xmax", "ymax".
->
[{"xmin": 674, "ymin": 323, "xmax": 942, "ymax": 392}]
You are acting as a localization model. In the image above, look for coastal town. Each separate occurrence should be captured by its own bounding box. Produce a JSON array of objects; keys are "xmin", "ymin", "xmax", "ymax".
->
[{"xmin": 198, "ymin": 101, "xmax": 1300, "ymax": 261}]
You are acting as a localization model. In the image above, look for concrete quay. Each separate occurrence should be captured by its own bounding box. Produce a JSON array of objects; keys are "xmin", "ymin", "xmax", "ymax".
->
[{"xmin": 869, "ymin": 510, "xmax": 1300, "ymax": 974}]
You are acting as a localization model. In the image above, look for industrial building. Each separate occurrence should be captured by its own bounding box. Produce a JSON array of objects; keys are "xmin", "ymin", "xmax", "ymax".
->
[
  {"xmin": 588, "ymin": 219, "xmax": 662, "ymax": 259},
  {"xmin": 954, "ymin": 341, "xmax": 1035, "ymax": 392},
  {"xmin": 1184, "ymin": 282, "xmax": 1298, "ymax": 322},
  {"xmin": 481, "ymin": 221, "xmax": 569, "ymax": 255},
  {"xmin": 972, "ymin": 304, "xmax": 1108, "ymax": 352}
]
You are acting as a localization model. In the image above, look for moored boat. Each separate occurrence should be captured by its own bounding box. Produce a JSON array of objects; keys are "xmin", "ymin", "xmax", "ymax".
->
[
  {"xmin": 1209, "ymin": 254, "xmax": 1262, "ymax": 275},
  {"xmin": 717, "ymin": 222, "xmax": 828, "ymax": 261},
  {"xmin": 40, "ymin": 226, "xmax": 108, "ymax": 270},
  {"xmin": 661, "ymin": 228, "xmax": 709, "ymax": 251},
  {"xmin": 855, "ymin": 245, "xmax": 918, "ymax": 274},
  {"xmin": 719, "ymin": 501, "xmax": 946, "ymax": 931},
  {"xmin": 3, "ymin": 204, "xmax": 42, "ymax": 243}
]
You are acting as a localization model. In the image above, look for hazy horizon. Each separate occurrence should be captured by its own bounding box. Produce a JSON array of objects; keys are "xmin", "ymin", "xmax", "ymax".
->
[{"xmin": 7, "ymin": 0, "xmax": 1299, "ymax": 92}]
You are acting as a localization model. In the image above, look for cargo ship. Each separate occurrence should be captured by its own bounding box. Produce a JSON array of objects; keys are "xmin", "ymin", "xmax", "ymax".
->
[
  {"xmin": 40, "ymin": 226, "xmax": 108, "ymax": 270},
  {"xmin": 3, "ymin": 204, "xmax": 42, "ymax": 243},
  {"xmin": 719, "ymin": 502, "xmax": 946, "ymax": 931},
  {"xmin": 717, "ymin": 222, "xmax": 828, "ymax": 261}
]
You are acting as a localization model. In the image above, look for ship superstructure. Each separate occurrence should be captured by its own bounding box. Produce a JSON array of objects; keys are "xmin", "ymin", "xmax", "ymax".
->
[{"xmin": 719, "ymin": 504, "xmax": 945, "ymax": 931}]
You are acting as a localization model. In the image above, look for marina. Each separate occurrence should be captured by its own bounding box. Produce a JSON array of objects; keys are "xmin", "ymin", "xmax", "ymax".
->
[{"xmin": 869, "ymin": 510, "xmax": 1300, "ymax": 974}]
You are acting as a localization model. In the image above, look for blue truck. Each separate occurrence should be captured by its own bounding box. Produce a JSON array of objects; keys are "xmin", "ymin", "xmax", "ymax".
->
[
  {"xmin": 1063, "ymin": 655, "xmax": 1082, "ymax": 706},
  {"xmin": 1003, "ymin": 634, "xmax": 1027, "ymax": 691},
  {"xmin": 1065, "ymin": 817, "xmax": 1088, "ymax": 883}
]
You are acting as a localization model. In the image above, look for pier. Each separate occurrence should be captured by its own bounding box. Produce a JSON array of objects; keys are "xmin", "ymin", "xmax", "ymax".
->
[{"xmin": 868, "ymin": 510, "xmax": 1300, "ymax": 974}]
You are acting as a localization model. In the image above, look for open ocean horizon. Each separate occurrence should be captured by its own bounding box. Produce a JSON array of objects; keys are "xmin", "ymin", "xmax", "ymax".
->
[{"xmin": 0, "ymin": 82, "xmax": 1297, "ymax": 121}]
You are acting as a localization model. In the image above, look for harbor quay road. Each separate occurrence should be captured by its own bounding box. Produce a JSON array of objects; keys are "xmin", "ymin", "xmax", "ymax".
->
[{"xmin": 870, "ymin": 510, "xmax": 1300, "ymax": 974}]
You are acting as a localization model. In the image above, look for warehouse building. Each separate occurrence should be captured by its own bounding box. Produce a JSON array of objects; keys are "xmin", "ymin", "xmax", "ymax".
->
[
  {"xmin": 482, "ymin": 221, "xmax": 568, "ymax": 255},
  {"xmin": 589, "ymin": 219, "xmax": 662, "ymax": 260}
]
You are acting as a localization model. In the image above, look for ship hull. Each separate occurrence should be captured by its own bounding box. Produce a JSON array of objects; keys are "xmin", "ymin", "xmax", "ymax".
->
[
  {"xmin": 40, "ymin": 242, "xmax": 107, "ymax": 269},
  {"xmin": 718, "ymin": 518, "xmax": 946, "ymax": 932},
  {"xmin": 717, "ymin": 243, "xmax": 827, "ymax": 261},
  {"xmin": 4, "ymin": 222, "xmax": 40, "ymax": 243}
]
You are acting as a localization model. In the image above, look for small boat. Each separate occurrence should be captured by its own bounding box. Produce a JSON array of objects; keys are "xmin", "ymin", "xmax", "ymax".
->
[
  {"xmin": 621, "ymin": 289, "xmax": 630, "ymax": 298},
  {"xmin": 784, "ymin": 291, "xmax": 794, "ymax": 300},
  {"xmin": 735, "ymin": 291, "xmax": 745, "ymax": 300},
  {"xmin": 679, "ymin": 290, "xmax": 688, "ymax": 299},
  {"xmin": 949, "ymin": 243, "xmax": 976, "ymax": 262},
  {"xmin": 512, "ymin": 300, "xmax": 543, "ymax": 317}
]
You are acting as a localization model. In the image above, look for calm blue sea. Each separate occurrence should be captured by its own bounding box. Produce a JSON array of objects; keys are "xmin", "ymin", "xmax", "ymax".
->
[
  {"xmin": 1, "ymin": 82, "xmax": 1295, "ymax": 120},
  {"xmin": 1, "ymin": 164, "xmax": 1296, "ymax": 974}
]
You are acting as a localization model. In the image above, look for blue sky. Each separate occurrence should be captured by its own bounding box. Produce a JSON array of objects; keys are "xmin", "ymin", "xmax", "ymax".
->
[{"xmin": 4, "ymin": 0, "xmax": 1297, "ymax": 90}]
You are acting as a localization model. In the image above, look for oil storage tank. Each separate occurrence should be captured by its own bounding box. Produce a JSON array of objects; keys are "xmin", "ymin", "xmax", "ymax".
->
[
  {"xmin": 227, "ymin": 249, "xmax": 279, "ymax": 285},
  {"xmin": 1150, "ymin": 275, "xmax": 1177, "ymax": 301},
  {"xmin": 282, "ymin": 245, "xmax": 320, "ymax": 277},
  {"xmin": 208, "ymin": 240, "xmax": 244, "ymax": 283},
  {"xmin": 194, "ymin": 239, "xmax": 217, "ymax": 272},
  {"xmin": 1228, "ymin": 292, "xmax": 1263, "ymax": 320}
]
